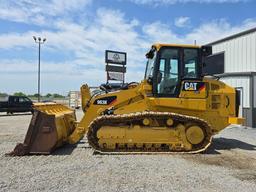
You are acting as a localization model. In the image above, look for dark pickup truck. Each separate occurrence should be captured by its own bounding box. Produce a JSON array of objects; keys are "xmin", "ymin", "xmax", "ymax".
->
[{"xmin": 0, "ymin": 96, "xmax": 33, "ymax": 114}]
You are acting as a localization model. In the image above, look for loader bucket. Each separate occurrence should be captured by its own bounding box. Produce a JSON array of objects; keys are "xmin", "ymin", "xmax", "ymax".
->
[{"xmin": 7, "ymin": 103, "xmax": 76, "ymax": 156}]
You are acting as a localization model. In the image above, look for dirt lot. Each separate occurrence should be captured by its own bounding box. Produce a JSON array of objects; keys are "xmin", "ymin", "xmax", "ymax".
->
[{"xmin": 0, "ymin": 110, "xmax": 256, "ymax": 192}]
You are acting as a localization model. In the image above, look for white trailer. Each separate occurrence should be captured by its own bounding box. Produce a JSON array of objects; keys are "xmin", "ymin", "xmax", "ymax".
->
[{"xmin": 69, "ymin": 91, "xmax": 81, "ymax": 109}]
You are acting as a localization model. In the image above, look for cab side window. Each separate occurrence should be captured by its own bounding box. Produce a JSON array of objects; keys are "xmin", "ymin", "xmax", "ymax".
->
[
  {"xmin": 184, "ymin": 49, "xmax": 198, "ymax": 78},
  {"xmin": 157, "ymin": 48, "xmax": 179, "ymax": 95}
]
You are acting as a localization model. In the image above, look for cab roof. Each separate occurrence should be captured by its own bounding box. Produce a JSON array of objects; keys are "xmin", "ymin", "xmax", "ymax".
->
[{"xmin": 153, "ymin": 43, "xmax": 200, "ymax": 50}]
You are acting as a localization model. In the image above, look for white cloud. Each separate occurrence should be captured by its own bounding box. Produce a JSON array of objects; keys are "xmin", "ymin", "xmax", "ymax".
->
[
  {"xmin": 185, "ymin": 18, "xmax": 256, "ymax": 44},
  {"xmin": 0, "ymin": 32, "xmax": 33, "ymax": 49},
  {"xmin": 175, "ymin": 17, "xmax": 190, "ymax": 27},
  {"xmin": 125, "ymin": 0, "xmax": 248, "ymax": 5},
  {"xmin": 143, "ymin": 21, "xmax": 180, "ymax": 44},
  {"xmin": 0, "ymin": 58, "xmax": 106, "ymax": 94},
  {"xmin": 142, "ymin": 18, "xmax": 256, "ymax": 45},
  {"xmin": 0, "ymin": 8, "xmax": 149, "ymax": 93},
  {"xmin": 0, "ymin": 5, "xmax": 255, "ymax": 94},
  {"xmin": 0, "ymin": 0, "xmax": 92, "ymax": 25}
]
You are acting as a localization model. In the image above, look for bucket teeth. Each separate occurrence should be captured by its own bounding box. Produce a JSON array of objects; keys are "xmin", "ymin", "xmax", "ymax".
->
[{"xmin": 6, "ymin": 143, "xmax": 29, "ymax": 156}]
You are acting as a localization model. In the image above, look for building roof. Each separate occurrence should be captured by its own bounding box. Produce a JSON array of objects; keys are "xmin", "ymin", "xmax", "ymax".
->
[
  {"xmin": 216, "ymin": 72, "xmax": 256, "ymax": 78},
  {"xmin": 206, "ymin": 27, "xmax": 256, "ymax": 46}
]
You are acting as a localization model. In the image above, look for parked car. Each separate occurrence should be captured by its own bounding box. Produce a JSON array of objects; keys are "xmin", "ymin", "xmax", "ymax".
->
[{"xmin": 0, "ymin": 96, "xmax": 33, "ymax": 114}]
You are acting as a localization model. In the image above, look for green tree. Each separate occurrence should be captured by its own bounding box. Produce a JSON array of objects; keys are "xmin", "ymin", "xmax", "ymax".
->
[
  {"xmin": 14, "ymin": 92, "xmax": 26, "ymax": 96},
  {"xmin": 45, "ymin": 93, "xmax": 52, "ymax": 98},
  {"xmin": 33, "ymin": 93, "xmax": 41, "ymax": 97},
  {"xmin": 52, "ymin": 93, "xmax": 65, "ymax": 98},
  {"xmin": 0, "ymin": 92, "xmax": 8, "ymax": 97}
]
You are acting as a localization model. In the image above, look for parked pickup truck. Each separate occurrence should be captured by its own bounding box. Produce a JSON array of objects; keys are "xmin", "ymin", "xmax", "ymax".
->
[{"xmin": 0, "ymin": 96, "xmax": 33, "ymax": 114}]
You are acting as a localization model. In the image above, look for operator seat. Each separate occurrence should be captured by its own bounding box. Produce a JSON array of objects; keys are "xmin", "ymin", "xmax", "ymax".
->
[{"xmin": 159, "ymin": 78, "xmax": 177, "ymax": 94}]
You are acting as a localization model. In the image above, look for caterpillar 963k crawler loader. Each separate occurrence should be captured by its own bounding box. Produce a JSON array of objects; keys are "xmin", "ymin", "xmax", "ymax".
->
[{"xmin": 9, "ymin": 43, "xmax": 244, "ymax": 156}]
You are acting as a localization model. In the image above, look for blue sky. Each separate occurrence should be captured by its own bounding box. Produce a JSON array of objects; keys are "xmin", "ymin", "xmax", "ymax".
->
[{"xmin": 0, "ymin": 0, "xmax": 255, "ymax": 95}]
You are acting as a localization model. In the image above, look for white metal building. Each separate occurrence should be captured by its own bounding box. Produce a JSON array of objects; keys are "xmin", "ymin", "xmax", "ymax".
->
[{"xmin": 205, "ymin": 27, "xmax": 256, "ymax": 127}]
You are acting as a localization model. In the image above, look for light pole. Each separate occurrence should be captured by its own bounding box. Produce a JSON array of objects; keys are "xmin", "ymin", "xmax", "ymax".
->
[{"xmin": 33, "ymin": 36, "xmax": 46, "ymax": 102}]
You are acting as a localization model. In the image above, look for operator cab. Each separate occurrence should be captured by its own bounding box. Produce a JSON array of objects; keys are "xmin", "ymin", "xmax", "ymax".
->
[{"xmin": 145, "ymin": 44, "xmax": 211, "ymax": 97}]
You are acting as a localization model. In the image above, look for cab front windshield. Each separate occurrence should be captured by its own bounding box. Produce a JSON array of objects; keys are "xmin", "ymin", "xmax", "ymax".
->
[{"xmin": 145, "ymin": 49, "xmax": 156, "ymax": 80}]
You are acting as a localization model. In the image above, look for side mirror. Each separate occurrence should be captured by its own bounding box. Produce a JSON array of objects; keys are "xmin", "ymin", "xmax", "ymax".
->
[
  {"xmin": 146, "ymin": 47, "xmax": 156, "ymax": 59},
  {"xmin": 146, "ymin": 50, "xmax": 154, "ymax": 59}
]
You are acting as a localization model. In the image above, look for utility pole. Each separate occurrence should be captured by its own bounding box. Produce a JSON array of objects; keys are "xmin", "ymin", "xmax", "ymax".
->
[{"xmin": 33, "ymin": 36, "xmax": 46, "ymax": 102}]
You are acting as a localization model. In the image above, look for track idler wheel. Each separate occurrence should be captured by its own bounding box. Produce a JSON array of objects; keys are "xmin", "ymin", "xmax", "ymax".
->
[{"xmin": 185, "ymin": 125, "xmax": 205, "ymax": 145}]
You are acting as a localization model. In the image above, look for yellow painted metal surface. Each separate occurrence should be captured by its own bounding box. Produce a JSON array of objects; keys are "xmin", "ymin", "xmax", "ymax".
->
[
  {"xmin": 97, "ymin": 123, "xmax": 193, "ymax": 151},
  {"xmin": 28, "ymin": 73, "xmax": 242, "ymax": 153},
  {"xmin": 12, "ymin": 43, "xmax": 245, "ymax": 155},
  {"xmin": 185, "ymin": 126, "xmax": 204, "ymax": 145},
  {"xmin": 228, "ymin": 117, "xmax": 245, "ymax": 125},
  {"xmin": 68, "ymin": 83, "xmax": 147, "ymax": 144},
  {"xmin": 166, "ymin": 118, "xmax": 174, "ymax": 126},
  {"xmin": 80, "ymin": 84, "xmax": 91, "ymax": 112},
  {"xmin": 153, "ymin": 43, "xmax": 200, "ymax": 50},
  {"xmin": 33, "ymin": 103, "xmax": 76, "ymax": 146},
  {"xmin": 67, "ymin": 76, "xmax": 242, "ymax": 145},
  {"xmin": 33, "ymin": 103, "xmax": 72, "ymax": 114}
]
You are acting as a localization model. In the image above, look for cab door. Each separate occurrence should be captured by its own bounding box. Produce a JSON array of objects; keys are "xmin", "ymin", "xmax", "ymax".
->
[
  {"xmin": 154, "ymin": 47, "xmax": 181, "ymax": 97},
  {"xmin": 17, "ymin": 97, "xmax": 33, "ymax": 112},
  {"xmin": 8, "ymin": 96, "xmax": 20, "ymax": 112},
  {"xmin": 152, "ymin": 46, "xmax": 205, "ymax": 111},
  {"xmin": 153, "ymin": 47, "xmax": 201, "ymax": 98}
]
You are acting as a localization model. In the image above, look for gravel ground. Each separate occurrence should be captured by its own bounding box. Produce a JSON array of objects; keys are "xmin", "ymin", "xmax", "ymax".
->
[{"xmin": 0, "ymin": 110, "xmax": 256, "ymax": 192}]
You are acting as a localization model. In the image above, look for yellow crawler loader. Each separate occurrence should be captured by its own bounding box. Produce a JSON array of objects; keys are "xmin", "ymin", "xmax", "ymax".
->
[{"xmin": 9, "ymin": 43, "xmax": 244, "ymax": 156}]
